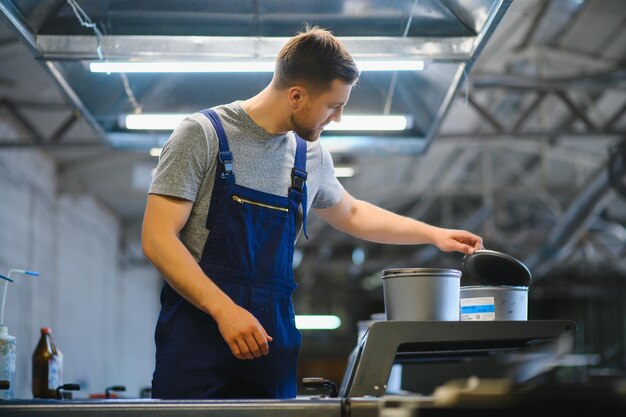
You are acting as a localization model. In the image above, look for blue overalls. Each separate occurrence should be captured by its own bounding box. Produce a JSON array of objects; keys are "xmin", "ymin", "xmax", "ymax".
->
[{"xmin": 151, "ymin": 108, "xmax": 308, "ymax": 399}]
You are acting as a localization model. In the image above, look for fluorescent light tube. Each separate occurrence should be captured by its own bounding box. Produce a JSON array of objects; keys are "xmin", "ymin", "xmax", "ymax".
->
[
  {"xmin": 357, "ymin": 60, "xmax": 424, "ymax": 71},
  {"xmin": 125, "ymin": 114, "xmax": 186, "ymax": 130},
  {"xmin": 125, "ymin": 113, "xmax": 410, "ymax": 131},
  {"xmin": 90, "ymin": 60, "xmax": 424, "ymax": 73},
  {"xmin": 334, "ymin": 167, "xmax": 355, "ymax": 178},
  {"xmin": 325, "ymin": 115, "xmax": 409, "ymax": 131},
  {"xmin": 295, "ymin": 315, "xmax": 341, "ymax": 330},
  {"xmin": 91, "ymin": 61, "xmax": 276, "ymax": 73}
]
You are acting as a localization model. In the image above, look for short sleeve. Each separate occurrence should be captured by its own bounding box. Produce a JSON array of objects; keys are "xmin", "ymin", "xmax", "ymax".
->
[
  {"xmin": 148, "ymin": 118, "xmax": 209, "ymax": 202},
  {"xmin": 311, "ymin": 142, "xmax": 345, "ymax": 209}
]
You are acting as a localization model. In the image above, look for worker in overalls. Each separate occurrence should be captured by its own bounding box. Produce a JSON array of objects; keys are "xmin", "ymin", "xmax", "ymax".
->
[{"xmin": 142, "ymin": 26, "xmax": 483, "ymax": 399}]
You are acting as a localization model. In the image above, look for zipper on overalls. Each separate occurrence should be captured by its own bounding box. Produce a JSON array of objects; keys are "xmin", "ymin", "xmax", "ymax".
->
[{"xmin": 232, "ymin": 195, "xmax": 289, "ymax": 212}]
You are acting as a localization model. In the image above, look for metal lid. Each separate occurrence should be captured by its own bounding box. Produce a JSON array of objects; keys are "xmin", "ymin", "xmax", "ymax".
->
[
  {"xmin": 462, "ymin": 249, "xmax": 531, "ymax": 286},
  {"xmin": 381, "ymin": 268, "xmax": 462, "ymax": 279}
]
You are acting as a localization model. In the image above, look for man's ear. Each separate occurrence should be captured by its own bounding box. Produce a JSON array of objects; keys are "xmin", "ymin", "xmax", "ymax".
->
[{"xmin": 288, "ymin": 86, "xmax": 307, "ymax": 109}]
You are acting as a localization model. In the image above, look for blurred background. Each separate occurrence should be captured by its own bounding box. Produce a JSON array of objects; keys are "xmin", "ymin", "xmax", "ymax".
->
[{"xmin": 0, "ymin": 0, "xmax": 625, "ymax": 399}]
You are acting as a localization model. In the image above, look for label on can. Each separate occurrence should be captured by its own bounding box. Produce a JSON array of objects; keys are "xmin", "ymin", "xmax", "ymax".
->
[
  {"xmin": 48, "ymin": 356, "xmax": 63, "ymax": 390},
  {"xmin": 460, "ymin": 297, "xmax": 495, "ymax": 321}
]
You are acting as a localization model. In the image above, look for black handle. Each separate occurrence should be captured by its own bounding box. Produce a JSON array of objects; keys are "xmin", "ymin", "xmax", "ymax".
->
[
  {"xmin": 56, "ymin": 383, "xmax": 81, "ymax": 400},
  {"xmin": 105, "ymin": 385, "xmax": 126, "ymax": 399},
  {"xmin": 301, "ymin": 377, "xmax": 338, "ymax": 398},
  {"xmin": 0, "ymin": 380, "xmax": 9, "ymax": 390}
]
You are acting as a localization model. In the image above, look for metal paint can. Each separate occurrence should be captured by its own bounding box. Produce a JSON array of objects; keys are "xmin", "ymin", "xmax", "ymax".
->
[
  {"xmin": 460, "ymin": 285, "xmax": 528, "ymax": 321},
  {"xmin": 382, "ymin": 268, "xmax": 461, "ymax": 321}
]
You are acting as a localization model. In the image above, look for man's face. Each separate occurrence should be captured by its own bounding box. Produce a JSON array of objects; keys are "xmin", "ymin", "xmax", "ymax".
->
[{"xmin": 290, "ymin": 79, "xmax": 353, "ymax": 142}]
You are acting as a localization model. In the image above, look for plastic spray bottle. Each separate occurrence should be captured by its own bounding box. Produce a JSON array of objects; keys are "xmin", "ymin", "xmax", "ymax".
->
[{"xmin": 0, "ymin": 269, "xmax": 39, "ymax": 399}]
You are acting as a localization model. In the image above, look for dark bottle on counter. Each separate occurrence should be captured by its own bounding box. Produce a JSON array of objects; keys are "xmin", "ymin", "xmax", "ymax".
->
[{"xmin": 32, "ymin": 327, "xmax": 63, "ymax": 398}]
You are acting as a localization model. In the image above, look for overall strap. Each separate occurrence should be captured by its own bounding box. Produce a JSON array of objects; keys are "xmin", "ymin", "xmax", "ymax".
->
[
  {"xmin": 200, "ymin": 108, "xmax": 235, "ymax": 184},
  {"xmin": 291, "ymin": 134, "xmax": 309, "ymax": 239}
]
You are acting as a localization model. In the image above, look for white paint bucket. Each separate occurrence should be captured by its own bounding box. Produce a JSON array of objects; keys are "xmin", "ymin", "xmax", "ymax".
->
[{"xmin": 460, "ymin": 285, "xmax": 528, "ymax": 321}]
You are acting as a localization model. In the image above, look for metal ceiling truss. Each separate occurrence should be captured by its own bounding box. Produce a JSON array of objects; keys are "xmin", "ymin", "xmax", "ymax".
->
[
  {"xmin": 1, "ymin": 0, "xmax": 514, "ymax": 156},
  {"xmin": 0, "ymin": 0, "xmax": 111, "ymax": 146},
  {"xmin": 0, "ymin": 97, "xmax": 44, "ymax": 143},
  {"xmin": 442, "ymin": 70, "xmax": 626, "ymax": 139},
  {"xmin": 0, "ymin": 97, "xmax": 102, "ymax": 148},
  {"xmin": 525, "ymin": 169, "xmax": 615, "ymax": 280}
]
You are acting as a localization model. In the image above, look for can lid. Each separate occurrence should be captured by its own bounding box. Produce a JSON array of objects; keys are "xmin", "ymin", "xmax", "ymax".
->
[
  {"xmin": 462, "ymin": 249, "xmax": 531, "ymax": 286},
  {"xmin": 40, "ymin": 327, "xmax": 51, "ymax": 334},
  {"xmin": 381, "ymin": 268, "xmax": 462, "ymax": 278}
]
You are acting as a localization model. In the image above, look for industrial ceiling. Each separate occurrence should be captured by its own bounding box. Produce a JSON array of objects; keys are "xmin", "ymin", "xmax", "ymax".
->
[{"xmin": 1, "ymin": 0, "xmax": 625, "ymax": 297}]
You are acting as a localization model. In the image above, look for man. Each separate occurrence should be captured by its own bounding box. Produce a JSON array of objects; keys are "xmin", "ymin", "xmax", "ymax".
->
[{"xmin": 142, "ymin": 26, "xmax": 483, "ymax": 400}]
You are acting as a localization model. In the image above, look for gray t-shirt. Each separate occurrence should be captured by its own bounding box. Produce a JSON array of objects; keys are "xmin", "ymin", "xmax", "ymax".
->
[{"xmin": 148, "ymin": 100, "xmax": 345, "ymax": 262}]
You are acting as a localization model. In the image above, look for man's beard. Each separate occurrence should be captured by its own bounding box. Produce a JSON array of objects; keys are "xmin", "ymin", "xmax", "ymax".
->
[{"xmin": 290, "ymin": 111, "xmax": 320, "ymax": 142}]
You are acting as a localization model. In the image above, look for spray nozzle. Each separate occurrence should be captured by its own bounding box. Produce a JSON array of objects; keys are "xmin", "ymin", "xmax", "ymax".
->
[
  {"xmin": 0, "ymin": 269, "xmax": 39, "ymax": 327},
  {"xmin": 10, "ymin": 270, "xmax": 39, "ymax": 277}
]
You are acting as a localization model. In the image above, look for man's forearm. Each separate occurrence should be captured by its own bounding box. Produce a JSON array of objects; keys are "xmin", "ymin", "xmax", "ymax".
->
[
  {"xmin": 142, "ymin": 234, "xmax": 231, "ymax": 319},
  {"xmin": 334, "ymin": 199, "xmax": 439, "ymax": 244}
]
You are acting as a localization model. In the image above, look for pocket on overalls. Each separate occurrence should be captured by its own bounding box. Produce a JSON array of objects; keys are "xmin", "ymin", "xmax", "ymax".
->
[
  {"xmin": 255, "ymin": 210, "xmax": 292, "ymax": 277},
  {"xmin": 249, "ymin": 287, "xmax": 271, "ymax": 329},
  {"xmin": 155, "ymin": 285, "xmax": 185, "ymax": 345},
  {"xmin": 270, "ymin": 294, "xmax": 301, "ymax": 393},
  {"xmin": 286, "ymin": 298, "xmax": 302, "ymax": 349},
  {"xmin": 271, "ymin": 294, "xmax": 301, "ymax": 352},
  {"xmin": 225, "ymin": 195, "xmax": 292, "ymax": 276}
]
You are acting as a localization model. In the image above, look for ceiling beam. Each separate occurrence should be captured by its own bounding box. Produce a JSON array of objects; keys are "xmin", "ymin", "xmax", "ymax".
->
[
  {"xmin": 0, "ymin": 2, "xmax": 113, "ymax": 149},
  {"xmin": 605, "ymin": 102, "xmax": 626, "ymax": 131},
  {"xmin": 0, "ymin": 97, "xmax": 44, "ymax": 143},
  {"xmin": 512, "ymin": 92, "xmax": 546, "ymax": 130},
  {"xmin": 524, "ymin": 168, "xmax": 613, "ymax": 279},
  {"xmin": 49, "ymin": 112, "xmax": 79, "ymax": 143},
  {"xmin": 471, "ymin": 69, "xmax": 626, "ymax": 91},
  {"xmin": 554, "ymin": 91, "xmax": 600, "ymax": 132},
  {"xmin": 0, "ymin": 140, "xmax": 103, "ymax": 148},
  {"xmin": 467, "ymin": 94, "xmax": 505, "ymax": 131}
]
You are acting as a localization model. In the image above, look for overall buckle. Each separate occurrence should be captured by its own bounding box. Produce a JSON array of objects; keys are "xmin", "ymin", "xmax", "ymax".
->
[
  {"xmin": 219, "ymin": 151, "xmax": 233, "ymax": 179},
  {"xmin": 291, "ymin": 168, "xmax": 307, "ymax": 192}
]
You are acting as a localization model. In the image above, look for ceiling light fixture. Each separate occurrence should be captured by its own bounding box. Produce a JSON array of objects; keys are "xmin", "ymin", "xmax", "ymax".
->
[
  {"xmin": 125, "ymin": 114, "xmax": 410, "ymax": 131},
  {"xmin": 294, "ymin": 315, "xmax": 341, "ymax": 330},
  {"xmin": 334, "ymin": 166, "xmax": 356, "ymax": 178},
  {"xmin": 325, "ymin": 115, "xmax": 409, "ymax": 131},
  {"xmin": 124, "ymin": 114, "xmax": 186, "ymax": 130},
  {"xmin": 90, "ymin": 59, "xmax": 424, "ymax": 73}
]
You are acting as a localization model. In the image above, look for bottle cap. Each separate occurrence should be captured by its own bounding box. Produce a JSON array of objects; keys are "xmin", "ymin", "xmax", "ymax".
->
[
  {"xmin": 40, "ymin": 327, "xmax": 51, "ymax": 334},
  {"xmin": 0, "ymin": 326, "xmax": 7, "ymax": 336}
]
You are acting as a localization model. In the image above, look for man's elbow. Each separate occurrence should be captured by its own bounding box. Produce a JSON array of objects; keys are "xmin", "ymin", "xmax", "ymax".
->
[{"xmin": 141, "ymin": 229, "xmax": 158, "ymax": 263}]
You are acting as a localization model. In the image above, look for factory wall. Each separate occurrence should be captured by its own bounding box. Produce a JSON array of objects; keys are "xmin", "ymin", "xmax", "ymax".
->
[{"xmin": 0, "ymin": 117, "xmax": 161, "ymax": 399}]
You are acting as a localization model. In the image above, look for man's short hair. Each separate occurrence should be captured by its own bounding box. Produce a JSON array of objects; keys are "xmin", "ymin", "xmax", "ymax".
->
[{"xmin": 274, "ymin": 25, "xmax": 360, "ymax": 93}]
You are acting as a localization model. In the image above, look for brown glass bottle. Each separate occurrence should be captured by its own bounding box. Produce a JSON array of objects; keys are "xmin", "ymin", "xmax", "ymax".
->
[{"xmin": 32, "ymin": 327, "xmax": 63, "ymax": 399}]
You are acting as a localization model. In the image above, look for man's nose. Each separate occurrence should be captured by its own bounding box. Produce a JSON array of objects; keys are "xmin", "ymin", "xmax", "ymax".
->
[{"xmin": 331, "ymin": 107, "xmax": 343, "ymax": 123}]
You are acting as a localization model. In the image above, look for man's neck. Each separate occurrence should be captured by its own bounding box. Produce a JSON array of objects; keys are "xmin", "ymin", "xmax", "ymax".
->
[{"xmin": 241, "ymin": 87, "xmax": 291, "ymax": 135}]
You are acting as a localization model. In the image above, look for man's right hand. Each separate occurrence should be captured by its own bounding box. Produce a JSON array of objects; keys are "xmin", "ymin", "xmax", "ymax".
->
[
  {"xmin": 142, "ymin": 194, "xmax": 273, "ymax": 360},
  {"xmin": 214, "ymin": 301, "xmax": 273, "ymax": 360}
]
